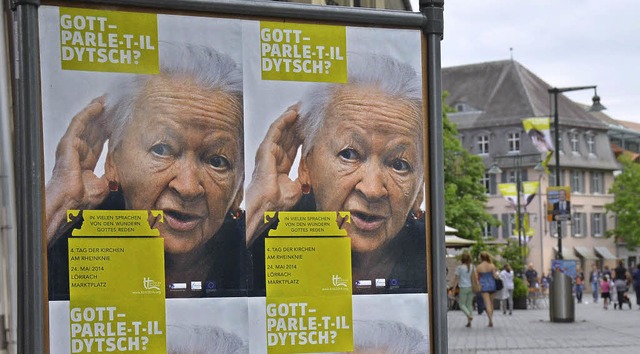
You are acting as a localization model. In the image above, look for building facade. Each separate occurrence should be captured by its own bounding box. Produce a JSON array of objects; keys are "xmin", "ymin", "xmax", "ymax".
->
[{"xmin": 443, "ymin": 60, "xmax": 621, "ymax": 276}]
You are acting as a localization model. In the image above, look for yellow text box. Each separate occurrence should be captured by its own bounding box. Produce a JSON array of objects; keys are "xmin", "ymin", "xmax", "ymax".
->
[
  {"xmin": 69, "ymin": 237, "xmax": 165, "ymax": 353},
  {"xmin": 260, "ymin": 21, "xmax": 347, "ymax": 83},
  {"xmin": 266, "ymin": 236, "xmax": 352, "ymax": 353},
  {"xmin": 69, "ymin": 210, "xmax": 163, "ymax": 237},
  {"xmin": 59, "ymin": 7, "xmax": 158, "ymax": 74},
  {"xmin": 266, "ymin": 211, "xmax": 350, "ymax": 237}
]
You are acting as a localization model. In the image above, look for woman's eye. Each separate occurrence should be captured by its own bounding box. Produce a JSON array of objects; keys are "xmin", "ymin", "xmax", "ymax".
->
[
  {"xmin": 338, "ymin": 148, "xmax": 359, "ymax": 161},
  {"xmin": 150, "ymin": 143, "xmax": 172, "ymax": 156},
  {"xmin": 208, "ymin": 156, "xmax": 230, "ymax": 170},
  {"xmin": 391, "ymin": 159, "xmax": 411, "ymax": 172}
]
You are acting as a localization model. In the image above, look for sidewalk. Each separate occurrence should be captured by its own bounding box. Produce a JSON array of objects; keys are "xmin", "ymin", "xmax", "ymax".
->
[{"xmin": 447, "ymin": 296, "xmax": 640, "ymax": 353}]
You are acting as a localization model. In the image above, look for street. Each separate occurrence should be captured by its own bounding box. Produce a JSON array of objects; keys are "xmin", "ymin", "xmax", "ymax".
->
[{"xmin": 447, "ymin": 294, "xmax": 640, "ymax": 353}]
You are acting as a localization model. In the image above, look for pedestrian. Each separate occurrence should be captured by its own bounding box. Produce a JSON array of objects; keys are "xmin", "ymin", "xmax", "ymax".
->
[
  {"xmin": 575, "ymin": 267, "xmax": 585, "ymax": 304},
  {"xmin": 600, "ymin": 275, "xmax": 611, "ymax": 310},
  {"xmin": 613, "ymin": 260, "xmax": 631, "ymax": 310},
  {"xmin": 476, "ymin": 251, "xmax": 499, "ymax": 327},
  {"xmin": 603, "ymin": 265, "xmax": 612, "ymax": 280},
  {"xmin": 452, "ymin": 252, "xmax": 475, "ymax": 327},
  {"xmin": 589, "ymin": 264, "xmax": 601, "ymax": 304},
  {"xmin": 610, "ymin": 277, "xmax": 618, "ymax": 309},
  {"xmin": 525, "ymin": 263, "xmax": 539, "ymax": 288},
  {"xmin": 632, "ymin": 263, "xmax": 640, "ymax": 309},
  {"xmin": 499, "ymin": 264, "xmax": 514, "ymax": 315}
]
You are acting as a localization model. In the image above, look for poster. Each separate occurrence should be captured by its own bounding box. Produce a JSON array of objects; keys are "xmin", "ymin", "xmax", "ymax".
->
[
  {"xmin": 264, "ymin": 212, "xmax": 353, "ymax": 353},
  {"xmin": 547, "ymin": 186, "xmax": 572, "ymax": 221},
  {"xmin": 40, "ymin": 4, "xmax": 429, "ymax": 353}
]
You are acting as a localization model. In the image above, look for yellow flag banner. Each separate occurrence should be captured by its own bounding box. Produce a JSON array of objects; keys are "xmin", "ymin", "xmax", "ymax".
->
[
  {"xmin": 265, "ymin": 212, "xmax": 353, "ymax": 354},
  {"xmin": 68, "ymin": 211, "xmax": 166, "ymax": 353}
]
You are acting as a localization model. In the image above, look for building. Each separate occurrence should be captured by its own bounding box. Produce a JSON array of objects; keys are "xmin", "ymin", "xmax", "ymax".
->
[
  {"xmin": 270, "ymin": 0, "xmax": 412, "ymax": 11},
  {"xmin": 442, "ymin": 60, "xmax": 620, "ymax": 276}
]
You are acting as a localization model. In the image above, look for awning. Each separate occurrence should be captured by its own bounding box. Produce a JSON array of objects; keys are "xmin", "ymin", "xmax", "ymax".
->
[
  {"xmin": 445, "ymin": 225, "xmax": 458, "ymax": 234},
  {"xmin": 574, "ymin": 246, "xmax": 598, "ymax": 260},
  {"xmin": 594, "ymin": 246, "xmax": 618, "ymax": 260},
  {"xmin": 445, "ymin": 235, "xmax": 476, "ymax": 247},
  {"xmin": 553, "ymin": 246, "xmax": 578, "ymax": 260}
]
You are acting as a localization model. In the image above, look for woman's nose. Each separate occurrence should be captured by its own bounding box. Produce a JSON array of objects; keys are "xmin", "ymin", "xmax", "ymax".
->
[
  {"xmin": 169, "ymin": 159, "xmax": 205, "ymax": 201},
  {"xmin": 355, "ymin": 162, "xmax": 388, "ymax": 201}
]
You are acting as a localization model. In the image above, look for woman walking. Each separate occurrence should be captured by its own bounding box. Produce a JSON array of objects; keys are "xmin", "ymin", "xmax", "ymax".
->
[
  {"xmin": 476, "ymin": 251, "xmax": 498, "ymax": 327},
  {"xmin": 500, "ymin": 264, "xmax": 515, "ymax": 315},
  {"xmin": 613, "ymin": 260, "xmax": 631, "ymax": 310},
  {"xmin": 452, "ymin": 252, "xmax": 475, "ymax": 327}
]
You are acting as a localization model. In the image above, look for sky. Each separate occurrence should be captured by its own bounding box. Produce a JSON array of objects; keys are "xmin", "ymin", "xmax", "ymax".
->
[{"xmin": 411, "ymin": 0, "xmax": 640, "ymax": 124}]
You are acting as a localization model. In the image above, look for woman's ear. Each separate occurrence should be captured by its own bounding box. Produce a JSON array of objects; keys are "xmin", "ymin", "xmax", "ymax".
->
[
  {"xmin": 105, "ymin": 151, "xmax": 119, "ymax": 183},
  {"xmin": 231, "ymin": 185, "xmax": 244, "ymax": 212},
  {"xmin": 297, "ymin": 154, "xmax": 312, "ymax": 187},
  {"xmin": 412, "ymin": 184, "xmax": 425, "ymax": 213}
]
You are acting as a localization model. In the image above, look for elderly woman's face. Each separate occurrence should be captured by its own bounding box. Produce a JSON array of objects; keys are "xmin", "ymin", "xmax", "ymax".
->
[
  {"xmin": 301, "ymin": 86, "xmax": 423, "ymax": 253},
  {"xmin": 107, "ymin": 76, "xmax": 243, "ymax": 255}
]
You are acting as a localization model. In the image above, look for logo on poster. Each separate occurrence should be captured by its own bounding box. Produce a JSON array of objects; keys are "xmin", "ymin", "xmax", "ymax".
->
[
  {"xmin": 332, "ymin": 275, "xmax": 348, "ymax": 287},
  {"xmin": 143, "ymin": 277, "xmax": 161, "ymax": 290},
  {"xmin": 191, "ymin": 281, "xmax": 202, "ymax": 290}
]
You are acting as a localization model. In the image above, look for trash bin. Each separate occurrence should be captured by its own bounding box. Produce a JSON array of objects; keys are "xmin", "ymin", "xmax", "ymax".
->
[{"xmin": 549, "ymin": 270, "xmax": 574, "ymax": 322}]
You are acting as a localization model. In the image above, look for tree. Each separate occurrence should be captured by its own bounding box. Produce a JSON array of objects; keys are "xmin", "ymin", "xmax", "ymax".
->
[
  {"xmin": 605, "ymin": 153, "xmax": 640, "ymax": 250},
  {"xmin": 442, "ymin": 94, "xmax": 499, "ymax": 242}
]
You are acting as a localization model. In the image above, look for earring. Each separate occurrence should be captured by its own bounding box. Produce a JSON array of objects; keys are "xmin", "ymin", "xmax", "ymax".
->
[
  {"xmin": 301, "ymin": 183, "xmax": 311, "ymax": 195},
  {"xmin": 231, "ymin": 209, "xmax": 244, "ymax": 220},
  {"xmin": 411, "ymin": 210, "xmax": 424, "ymax": 220},
  {"xmin": 108, "ymin": 181, "xmax": 119, "ymax": 192}
]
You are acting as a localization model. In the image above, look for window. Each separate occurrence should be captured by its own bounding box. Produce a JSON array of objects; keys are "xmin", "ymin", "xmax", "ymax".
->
[
  {"xmin": 507, "ymin": 170, "xmax": 517, "ymax": 183},
  {"xmin": 481, "ymin": 222, "xmax": 491, "ymax": 239},
  {"xmin": 477, "ymin": 135, "xmax": 489, "ymax": 155},
  {"xmin": 553, "ymin": 130, "xmax": 563, "ymax": 152},
  {"xmin": 570, "ymin": 132, "xmax": 580, "ymax": 153},
  {"xmin": 570, "ymin": 170, "xmax": 584, "ymax": 193},
  {"xmin": 550, "ymin": 170, "xmax": 564, "ymax": 187},
  {"xmin": 508, "ymin": 132, "xmax": 520, "ymax": 153},
  {"xmin": 590, "ymin": 171, "xmax": 604, "ymax": 194},
  {"xmin": 502, "ymin": 213, "xmax": 516, "ymax": 238},
  {"xmin": 480, "ymin": 174, "xmax": 490, "ymax": 194},
  {"xmin": 586, "ymin": 134, "xmax": 596, "ymax": 154},
  {"xmin": 591, "ymin": 213, "xmax": 606, "ymax": 237},
  {"xmin": 572, "ymin": 212, "xmax": 586, "ymax": 237}
]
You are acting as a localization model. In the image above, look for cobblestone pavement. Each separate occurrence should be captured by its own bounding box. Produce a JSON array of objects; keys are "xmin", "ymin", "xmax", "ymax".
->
[{"xmin": 447, "ymin": 295, "xmax": 640, "ymax": 353}]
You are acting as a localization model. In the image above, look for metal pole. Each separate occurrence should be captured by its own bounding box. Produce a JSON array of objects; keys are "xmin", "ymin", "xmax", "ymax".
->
[
  {"xmin": 552, "ymin": 90, "xmax": 563, "ymax": 260},
  {"xmin": 11, "ymin": 0, "xmax": 45, "ymax": 353},
  {"xmin": 421, "ymin": 1, "xmax": 446, "ymax": 353},
  {"xmin": 516, "ymin": 157, "xmax": 524, "ymax": 267}
]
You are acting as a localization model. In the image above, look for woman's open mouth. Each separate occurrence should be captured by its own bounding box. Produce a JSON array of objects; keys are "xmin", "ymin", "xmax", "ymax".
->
[
  {"xmin": 350, "ymin": 211, "xmax": 385, "ymax": 232},
  {"xmin": 163, "ymin": 210, "xmax": 203, "ymax": 232}
]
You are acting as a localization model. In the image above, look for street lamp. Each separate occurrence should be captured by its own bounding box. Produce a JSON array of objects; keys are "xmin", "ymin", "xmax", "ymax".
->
[
  {"xmin": 548, "ymin": 86, "xmax": 606, "ymax": 260},
  {"xmin": 489, "ymin": 153, "xmax": 541, "ymax": 268}
]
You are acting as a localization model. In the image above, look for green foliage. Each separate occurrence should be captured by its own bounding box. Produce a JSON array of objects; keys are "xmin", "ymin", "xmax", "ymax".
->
[
  {"xmin": 513, "ymin": 276, "xmax": 528, "ymax": 299},
  {"xmin": 499, "ymin": 240, "xmax": 526, "ymax": 274},
  {"xmin": 442, "ymin": 93, "xmax": 499, "ymax": 242},
  {"xmin": 605, "ymin": 153, "xmax": 640, "ymax": 250}
]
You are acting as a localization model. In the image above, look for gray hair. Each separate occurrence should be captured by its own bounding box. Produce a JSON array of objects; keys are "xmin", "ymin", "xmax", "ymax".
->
[
  {"xmin": 103, "ymin": 42, "xmax": 243, "ymax": 153},
  {"xmin": 297, "ymin": 52, "xmax": 423, "ymax": 157},
  {"xmin": 351, "ymin": 320, "xmax": 428, "ymax": 354},
  {"xmin": 166, "ymin": 325, "xmax": 248, "ymax": 354}
]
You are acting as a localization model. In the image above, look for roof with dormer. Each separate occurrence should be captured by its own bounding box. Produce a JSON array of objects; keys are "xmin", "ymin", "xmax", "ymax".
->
[{"xmin": 442, "ymin": 60, "xmax": 608, "ymax": 131}]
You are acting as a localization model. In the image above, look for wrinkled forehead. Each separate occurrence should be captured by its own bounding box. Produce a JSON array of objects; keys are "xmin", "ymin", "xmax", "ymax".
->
[
  {"xmin": 134, "ymin": 75, "xmax": 243, "ymax": 127},
  {"xmin": 324, "ymin": 84, "xmax": 422, "ymax": 137}
]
